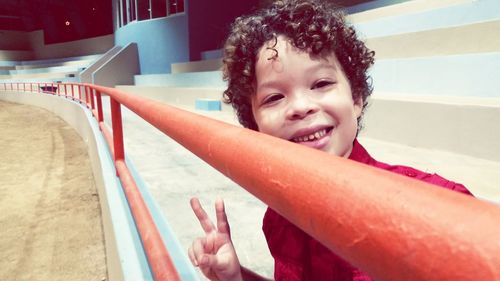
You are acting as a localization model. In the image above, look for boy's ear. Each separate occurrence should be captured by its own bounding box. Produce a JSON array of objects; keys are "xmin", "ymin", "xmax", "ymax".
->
[{"xmin": 353, "ymin": 96, "xmax": 363, "ymax": 118}]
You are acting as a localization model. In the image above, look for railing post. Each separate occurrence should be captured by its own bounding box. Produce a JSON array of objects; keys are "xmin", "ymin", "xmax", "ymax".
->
[
  {"xmin": 95, "ymin": 90, "xmax": 103, "ymax": 123},
  {"xmin": 77, "ymin": 84, "xmax": 82, "ymax": 102},
  {"xmin": 83, "ymin": 85, "xmax": 87, "ymax": 106},
  {"xmin": 90, "ymin": 88, "xmax": 96, "ymax": 110},
  {"xmin": 110, "ymin": 97, "xmax": 125, "ymax": 168},
  {"xmin": 85, "ymin": 85, "xmax": 92, "ymax": 107}
]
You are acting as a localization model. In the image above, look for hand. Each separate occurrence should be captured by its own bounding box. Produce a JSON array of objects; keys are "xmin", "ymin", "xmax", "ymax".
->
[{"xmin": 188, "ymin": 198, "xmax": 243, "ymax": 281}]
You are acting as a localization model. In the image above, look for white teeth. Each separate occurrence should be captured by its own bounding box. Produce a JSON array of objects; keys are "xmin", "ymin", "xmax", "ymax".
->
[{"xmin": 293, "ymin": 128, "xmax": 328, "ymax": 142}]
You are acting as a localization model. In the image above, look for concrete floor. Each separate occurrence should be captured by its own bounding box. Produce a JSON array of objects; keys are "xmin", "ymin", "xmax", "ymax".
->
[{"xmin": 100, "ymin": 97, "xmax": 500, "ymax": 279}]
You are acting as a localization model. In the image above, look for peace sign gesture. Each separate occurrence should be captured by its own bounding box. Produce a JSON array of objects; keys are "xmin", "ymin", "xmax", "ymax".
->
[{"xmin": 188, "ymin": 198, "xmax": 243, "ymax": 281}]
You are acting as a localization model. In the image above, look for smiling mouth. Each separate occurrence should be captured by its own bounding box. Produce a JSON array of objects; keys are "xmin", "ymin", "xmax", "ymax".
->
[{"xmin": 290, "ymin": 127, "xmax": 334, "ymax": 143}]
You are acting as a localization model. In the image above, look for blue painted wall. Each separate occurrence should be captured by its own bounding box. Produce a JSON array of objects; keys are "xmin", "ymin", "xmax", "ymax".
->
[
  {"xmin": 115, "ymin": 14, "xmax": 189, "ymax": 74},
  {"xmin": 187, "ymin": 0, "xmax": 260, "ymax": 61}
]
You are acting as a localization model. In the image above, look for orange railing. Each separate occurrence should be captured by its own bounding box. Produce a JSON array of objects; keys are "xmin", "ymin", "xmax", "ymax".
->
[{"xmin": 2, "ymin": 82, "xmax": 499, "ymax": 281}]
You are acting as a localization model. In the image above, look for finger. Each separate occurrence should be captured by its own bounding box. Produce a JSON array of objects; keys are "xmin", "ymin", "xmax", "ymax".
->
[
  {"xmin": 192, "ymin": 237, "xmax": 206, "ymax": 265},
  {"xmin": 190, "ymin": 197, "xmax": 216, "ymax": 234},
  {"xmin": 204, "ymin": 232, "xmax": 216, "ymax": 254},
  {"xmin": 215, "ymin": 198, "xmax": 230, "ymax": 234},
  {"xmin": 187, "ymin": 246, "xmax": 198, "ymax": 267}
]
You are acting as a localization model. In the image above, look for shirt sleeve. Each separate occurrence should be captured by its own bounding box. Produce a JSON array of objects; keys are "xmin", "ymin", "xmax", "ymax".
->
[{"xmin": 445, "ymin": 181, "xmax": 474, "ymax": 196}]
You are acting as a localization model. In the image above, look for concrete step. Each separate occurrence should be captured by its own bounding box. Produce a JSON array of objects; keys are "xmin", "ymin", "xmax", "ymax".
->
[
  {"xmin": 134, "ymin": 71, "xmax": 225, "ymax": 88},
  {"xmin": 171, "ymin": 58, "xmax": 222, "ymax": 74},
  {"xmin": 353, "ymin": 0, "xmax": 500, "ymax": 38},
  {"xmin": 116, "ymin": 85, "xmax": 231, "ymax": 112}
]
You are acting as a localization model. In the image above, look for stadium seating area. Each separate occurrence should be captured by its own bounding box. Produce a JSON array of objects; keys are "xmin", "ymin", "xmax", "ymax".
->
[
  {"xmin": 0, "ymin": 54, "xmax": 102, "ymax": 83},
  {"xmin": 110, "ymin": 0, "xmax": 500, "ymax": 161}
]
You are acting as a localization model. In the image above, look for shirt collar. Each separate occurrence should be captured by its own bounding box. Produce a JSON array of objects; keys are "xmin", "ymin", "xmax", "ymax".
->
[{"xmin": 348, "ymin": 139, "xmax": 375, "ymax": 165}]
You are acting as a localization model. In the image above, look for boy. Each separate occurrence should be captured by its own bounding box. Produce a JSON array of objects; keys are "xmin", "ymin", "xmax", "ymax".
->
[{"xmin": 188, "ymin": 0, "xmax": 472, "ymax": 280}]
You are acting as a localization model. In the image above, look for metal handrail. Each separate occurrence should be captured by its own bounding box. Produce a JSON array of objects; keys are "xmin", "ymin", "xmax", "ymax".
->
[{"xmin": 2, "ymin": 82, "xmax": 500, "ymax": 281}]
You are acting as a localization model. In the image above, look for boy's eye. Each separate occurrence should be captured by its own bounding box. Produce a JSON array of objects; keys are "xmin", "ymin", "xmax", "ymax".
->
[
  {"xmin": 262, "ymin": 94, "xmax": 284, "ymax": 105},
  {"xmin": 311, "ymin": 80, "xmax": 334, "ymax": 90}
]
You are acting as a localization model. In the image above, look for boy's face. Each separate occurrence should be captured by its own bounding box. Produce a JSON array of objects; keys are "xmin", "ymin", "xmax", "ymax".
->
[{"xmin": 251, "ymin": 36, "xmax": 362, "ymax": 158}]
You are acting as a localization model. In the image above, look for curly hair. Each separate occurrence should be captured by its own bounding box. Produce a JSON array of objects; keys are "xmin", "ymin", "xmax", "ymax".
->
[{"xmin": 222, "ymin": 0, "xmax": 375, "ymax": 131}]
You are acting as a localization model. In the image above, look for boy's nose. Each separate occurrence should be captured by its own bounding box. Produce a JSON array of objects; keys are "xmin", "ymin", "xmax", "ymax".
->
[{"xmin": 286, "ymin": 94, "xmax": 319, "ymax": 120}]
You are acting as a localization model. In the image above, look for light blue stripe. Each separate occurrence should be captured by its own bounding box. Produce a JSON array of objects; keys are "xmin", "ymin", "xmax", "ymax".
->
[
  {"xmin": 371, "ymin": 52, "xmax": 500, "ymax": 98},
  {"xmin": 82, "ymin": 100, "xmax": 155, "ymax": 280},
  {"xmin": 354, "ymin": 0, "xmax": 500, "ymax": 38},
  {"xmin": 126, "ymin": 156, "xmax": 201, "ymax": 281}
]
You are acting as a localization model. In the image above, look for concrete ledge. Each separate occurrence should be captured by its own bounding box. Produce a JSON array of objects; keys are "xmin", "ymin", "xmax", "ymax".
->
[
  {"xmin": 171, "ymin": 58, "xmax": 222, "ymax": 74},
  {"xmin": 366, "ymin": 20, "xmax": 500, "ymax": 59},
  {"xmin": 116, "ymin": 86, "xmax": 499, "ymax": 161},
  {"xmin": 362, "ymin": 94, "xmax": 500, "ymax": 162},
  {"xmin": 134, "ymin": 71, "xmax": 226, "ymax": 88},
  {"xmin": 348, "ymin": 0, "xmax": 471, "ymax": 23},
  {"xmin": 10, "ymin": 65, "xmax": 85, "ymax": 75},
  {"xmin": 353, "ymin": 0, "xmax": 500, "ymax": 38},
  {"xmin": 6, "ymin": 71, "xmax": 79, "ymax": 79},
  {"xmin": 371, "ymin": 52, "xmax": 500, "ymax": 99},
  {"xmin": 93, "ymin": 43, "xmax": 139, "ymax": 87},
  {"xmin": 16, "ymin": 54, "xmax": 101, "ymax": 69},
  {"xmin": 116, "ymin": 85, "xmax": 232, "ymax": 112},
  {"xmin": 0, "ymin": 77, "xmax": 79, "ymax": 83},
  {"xmin": 201, "ymin": 49, "xmax": 223, "ymax": 60},
  {"xmin": 195, "ymin": 98, "xmax": 221, "ymax": 111},
  {"xmin": 80, "ymin": 46, "xmax": 122, "ymax": 84},
  {"xmin": 0, "ymin": 50, "xmax": 34, "ymax": 61}
]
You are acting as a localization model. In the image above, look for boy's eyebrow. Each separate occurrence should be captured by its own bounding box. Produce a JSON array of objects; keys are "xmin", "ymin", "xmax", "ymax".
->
[
  {"xmin": 257, "ymin": 62, "xmax": 337, "ymax": 90},
  {"xmin": 309, "ymin": 62, "xmax": 337, "ymax": 72}
]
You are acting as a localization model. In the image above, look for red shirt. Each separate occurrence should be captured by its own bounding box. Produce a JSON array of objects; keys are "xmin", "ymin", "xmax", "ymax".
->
[{"xmin": 262, "ymin": 139, "xmax": 472, "ymax": 281}]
